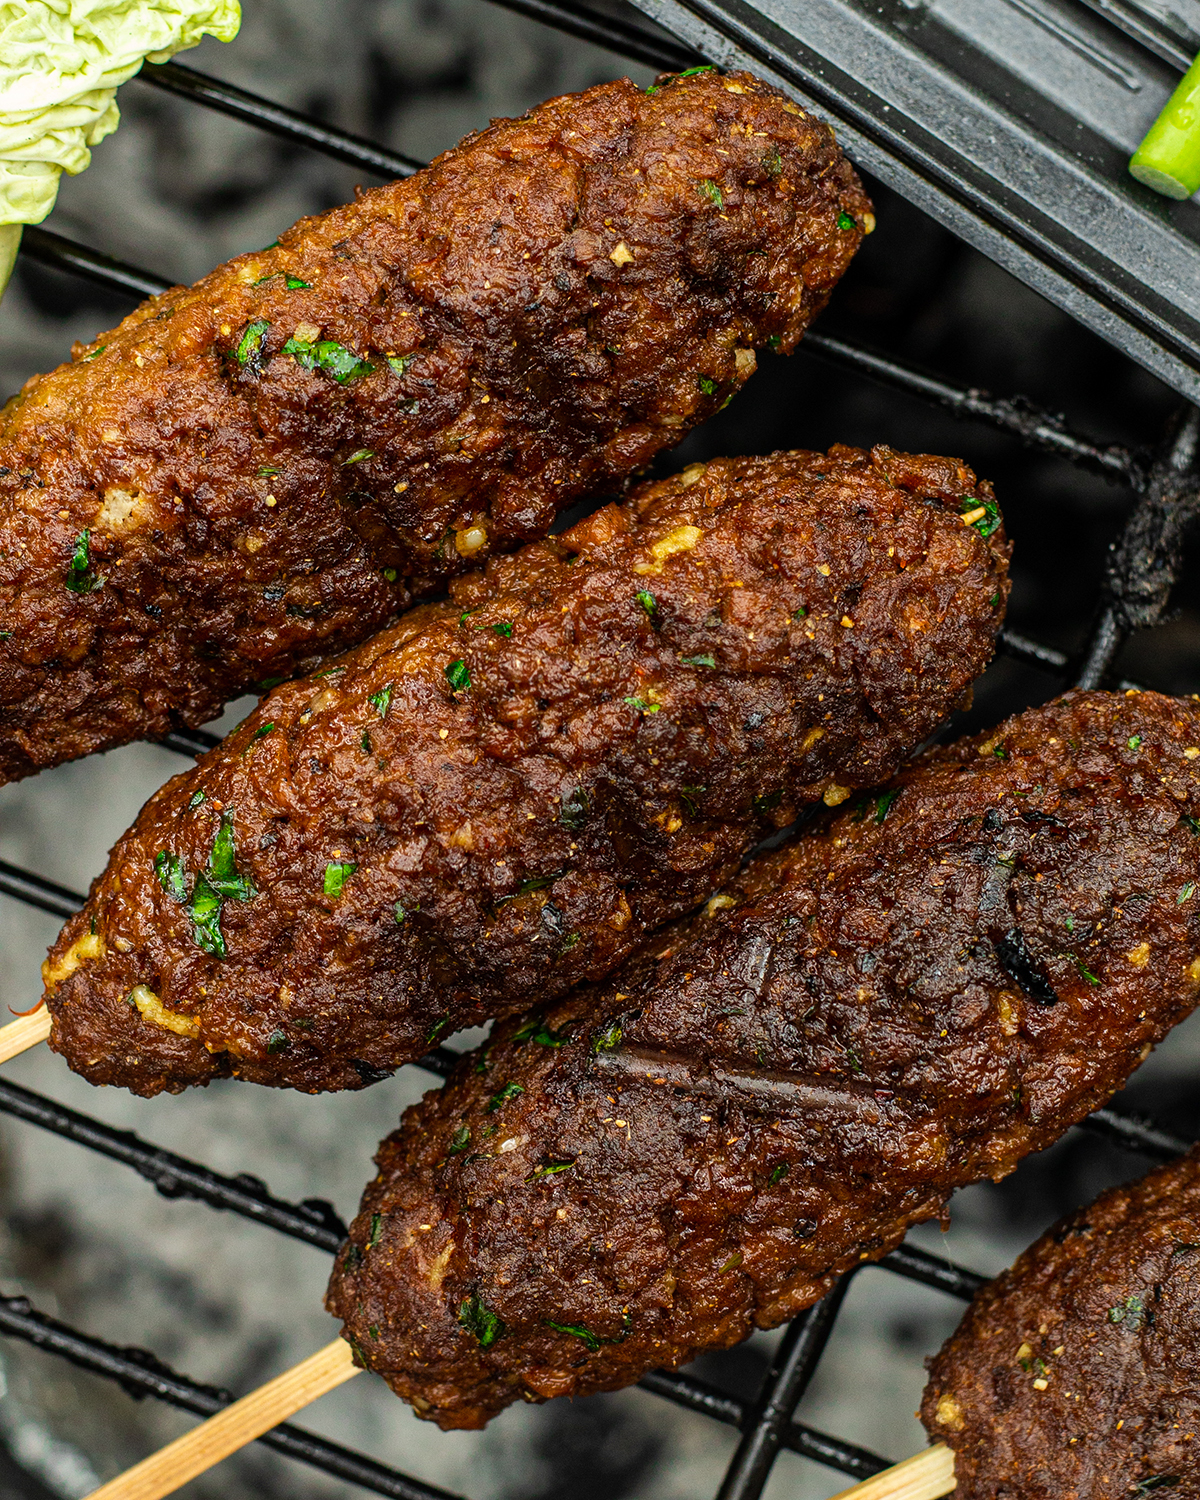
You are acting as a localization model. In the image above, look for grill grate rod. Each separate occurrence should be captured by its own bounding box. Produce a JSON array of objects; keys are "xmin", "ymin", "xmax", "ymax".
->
[{"xmin": 479, "ymin": 0, "xmax": 699, "ymax": 70}]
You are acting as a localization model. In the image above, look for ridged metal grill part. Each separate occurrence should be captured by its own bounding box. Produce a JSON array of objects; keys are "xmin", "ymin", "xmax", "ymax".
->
[{"xmin": 4, "ymin": 4, "xmax": 1200, "ymax": 1497}]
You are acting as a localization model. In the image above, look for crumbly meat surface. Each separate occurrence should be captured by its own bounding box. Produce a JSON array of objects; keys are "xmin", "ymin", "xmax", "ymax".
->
[
  {"xmin": 0, "ymin": 69, "xmax": 870, "ymax": 785},
  {"xmin": 326, "ymin": 690, "xmax": 1200, "ymax": 1428},
  {"xmin": 42, "ymin": 443, "xmax": 1007, "ymax": 1095},
  {"xmin": 923, "ymin": 1147, "xmax": 1200, "ymax": 1499}
]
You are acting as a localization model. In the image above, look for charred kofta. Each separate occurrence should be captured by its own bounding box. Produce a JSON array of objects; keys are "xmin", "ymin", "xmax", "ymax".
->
[
  {"xmin": 0, "ymin": 68, "xmax": 871, "ymax": 785},
  {"xmin": 42, "ymin": 442, "xmax": 1007, "ymax": 1096},
  {"xmin": 326, "ymin": 689, "xmax": 1200, "ymax": 1429},
  {"xmin": 922, "ymin": 1146, "xmax": 1200, "ymax": 1500}
]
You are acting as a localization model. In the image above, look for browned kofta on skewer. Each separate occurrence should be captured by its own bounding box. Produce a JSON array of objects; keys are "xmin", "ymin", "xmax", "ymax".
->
[
  {"xmin": 923, "ymin": 1146, "xmax": 1200, "ymax": 1499},
  {"xmin": 0, "ymin": 67, "xmax": 871, "ymax": 785},
  {"xmin": 43, "ymin": 442, "xmax": 1007, "ymax": 1096},
  {"xmin": 326, "ymin": 689, "xmax": 1200, "ymax": 1430}
]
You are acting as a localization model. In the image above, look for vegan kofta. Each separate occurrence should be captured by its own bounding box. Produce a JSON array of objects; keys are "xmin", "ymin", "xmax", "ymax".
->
[
  {"xmin": 43, "ymin": 443, "xmax": 1007, "ymax": 1095},
  {"xmin": 326, "ymin": 689, "xmax": 1200, "ymax": 1429},
  {"xmin": 922, "ymin": 1146, "xmax": 1200, "ymax": 1499},
  {"xmin": 0, "ymin": 68, "xmax": 871, "ymax": 784}
]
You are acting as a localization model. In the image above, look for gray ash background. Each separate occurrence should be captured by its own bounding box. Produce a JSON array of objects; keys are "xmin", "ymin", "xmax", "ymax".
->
[{"xmin": 0, "ymin": 2, "xmax": 1198, "ymax": 1496}]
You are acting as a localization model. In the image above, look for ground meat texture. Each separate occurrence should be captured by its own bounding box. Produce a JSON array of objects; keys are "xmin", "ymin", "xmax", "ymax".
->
[
  {"xmin": 922, "ymin": 1148, "xmax": 1200, "ymax": 1500},
  {"xmin": 41, "ymin": 442, "xmax": 1006, "ymax": 1096},
  {"xmin": 0, "ymin": 69, "xmax": 870, "ymax": 786},
  {"xmin": 326, "ymin": 689, "xmax": 1200, "ymax": 1429}
]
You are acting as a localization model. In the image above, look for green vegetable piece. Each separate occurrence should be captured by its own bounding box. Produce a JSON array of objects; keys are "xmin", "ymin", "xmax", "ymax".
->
[
  {"xmin": 679, "ymin": 785, "xmax": 706, "ymax": 817},
  {"xmin": 188, "ymin": 873, "xmax": 226, "ymax": 958},
  {"xmin": 1186, "ymin": 815, "xmax": 1200, "ymax": 836},
  {"xmin": 532, "ymin": 1159, "xmax": 575, "ymax": 1177},
  {"xmin": 1128, "ymin": 735, "xmax": 1142, "ymax": 750},
  {"xmin": 875, "ymin": 788, "xmax": 900, "ymax": 824},
  {"xmin": 343, "ymin": 1243, "xmax": 362, "ymax": 1271},
  {"xmin": 445, "ymin": 658, "xmax": 471, "ymax": 692},
  {"xmin": 677, "ymin": 64, "xmax": 716, "ymax": 77},
  {"xmin": 762, "ymin": 146, "xmax": 783, "ymax": 178},
  {"xmin": 188, "ymin": 790, "xmax": 206, "ymax": 809},
  {"xmin": 154, "ymin": 851, "xmax": 188, "ymax": 904},
  {"xmin": 698, "ymin": 178, "xmax": 723, "ymax": 208},
  {"xmin": 65, "ymin": 529, "xmax": 103, "ymax": 594},
  {"xmin": 837, "ymin": 211, "xmax": 856, "ymax": 231},
  {"xmin": 257, "ymin": 465, "xmax": 281, "ymax": 476},
  {"xmin": 753, "ymin": 789, "xmax": 783, "ymax": 814},
  {"xmin": 448, "ymin": 1125, "xmax": 471, "ymax": 1154},
  {"xmin": 281, "ymin": 336, "xmax": 375, "ymax": 383},
  {"xmin": 959, "ymin": 497, "xmax": 1003, "ymax": 539},
  {"xmin": 623, "ymin": 696, "xmax": 660, "ymax": 713},
  {"xmin": 492, "ymin": 620, "xmax": 513, "ymax": 638},
  {"xmin": 769, "ymin": 1163, "xmax": 789, "ymax": 1185},
  {"xmin": 386, "ymin": 355, "xmax": 413, "ymax": 378},
  {"xmin": 1132, "ymin": 1478, "xmax": 1180, "ymax": 1495},
  {"xmin": 458, "ymin": 1293, "xmax": 505, "ymax": 1348},
  {"xmin": 246, "ymin": 721, "xmax": 274, "ymax": 749},
  {"xmin": 427, "ymin": 1015, "xmax": 449, "ymax": 1044},
  {"xmin": 369, "ymin": 683, "xmax": 394, "ymax": 718},
  {"xmin": 394, "ymin": 901, "xmax": 417, "ymax": 924},
  {"xmin": 591, "ymin": 1019, "xmax": 622, "ymax": 1053},
  {"xmin": 285, "ymin": 276, "xmax": 311, "ymax": 290},
  {"xmin": 266, "ymin": 1029, "xmax": 290, "ymax": 1054},
  {"xmin": 697, "ymin": 375, "xmax": 716, "ymax": 395},
  {"xmin": 369, "ymin": 1212, "xmax": 384, "ymax": 1247},
  {"xmin": 382, "ymin": 568, "xmax": 398, "ymax": 583},
  {"xmin": 636, "ymin": 590, "xmax": 656, "ymax": 616},
  {"xmin": 512, "ymin": 1019, "xmax": 570, "ymax": 1047},
  {"xmin": 544, "ymin": 1320, "xmax": 602, "ymax": 1352},
  {"xmin": 83, "ymin": 344, "xmax": 107, "ymax": 360},
  {"xmin": 681, "ymin": 653, "xmax": 716, "ymax": 668},
  {"xmin": 360, "ymin": 730, "xmax": 372, "ymax": 753},
  {"xmin": 767, "ymin": 333, "xmax": 782, "ymax": 348},
  {"xmin": 235, "ymin": 319, "xmax": 270, "ymax": 365},
  {"xmin": 207, "ymin": 812, "xmax": 255, "ymax": 901},
  {"xmin": 324, "ymin": 861, "xmax": 357, "ymax": 898},
  {"xmin": 342, "ymin": 449, "xmax": 374, "ymax": 465},
  {"xmin": 1129, "ymin": 52, "xmax": 1200, "ymax": 199},
  {"xmin": 1180, "ymin": 883, "xmax": 1196, "ymax": 904},
  {"xmin": 486, "ymin": 1081, "xmax": 524, "ymax": 1111},
  {"xmin": 561, "ymin": 786, "xmax": 589, "ymax": 831},
  {"xmin": 792, "ymin": 605, "xmax": 807, "ymax": 619},
  {"xmin": 1076, "ymin": 958, "xmax": 1101, "ymax": 986}
]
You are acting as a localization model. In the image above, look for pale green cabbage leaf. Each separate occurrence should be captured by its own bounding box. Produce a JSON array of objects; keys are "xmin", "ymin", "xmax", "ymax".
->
[{"xmin": 0, "ymin": 0, "xmax": 241, "ymax": 227}]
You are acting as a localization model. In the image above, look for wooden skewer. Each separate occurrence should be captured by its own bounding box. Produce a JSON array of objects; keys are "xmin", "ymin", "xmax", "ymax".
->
[
  {"xmin": 84, "ymin": 1338, "xmax": 360, "ymax": 1500},
  {"xmin": 0, "ymin": 1009, "xmax": 51, "ymax": 1063},
  {"xmin": 827, "ymin": 1445, "xmax": 956, "ymax": 1500}
]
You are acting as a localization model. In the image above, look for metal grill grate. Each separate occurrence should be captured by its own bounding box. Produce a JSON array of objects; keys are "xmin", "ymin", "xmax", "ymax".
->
[{"xmin": 2, "ymin": 3, "xmax": 1199, "ymax": 1497}]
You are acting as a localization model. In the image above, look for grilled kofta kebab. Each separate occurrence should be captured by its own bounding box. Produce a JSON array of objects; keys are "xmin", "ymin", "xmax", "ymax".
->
[
  {"xmin": 42, "ymin": 443, "xmax": 1008, "ymax": 1096},
  {"xmin": 326, "ymin": 688, "xmax": 1200, "ymax": 1430},
  {"xmin": 922, "ymin": 1147, "xmax": 1200, "ymax": 1500},
  {"xmin": 0, "ymin": 68, "xmax": 870, "ymax": 785}
]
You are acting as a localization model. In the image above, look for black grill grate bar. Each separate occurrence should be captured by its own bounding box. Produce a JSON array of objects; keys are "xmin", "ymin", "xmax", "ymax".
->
[
  {"xmin": 160, "ymin": 726, "xmax": 221, "ymax": 758},
  {"xmin": 15, "ymin": 227, "xmax": 1145, "ymax": 489},
  {"xmin": 0, "ymin": 1293, "xmax": 463, "ymax": 1500},
  {"xmin": 0, "ymin": 859, "xmax": 85, "ymax": 921},
  {"xmin": 137, "ymin": 61, "xmax": 424, "ymax": 179},
  {"xmin": 482, "ymin": 0, "xmax": 700, "ymax": 70},
  {"xmin": 716, "ymin": 1278, "xmax": 852, "ymax": 1500},
  {"xmin": 1080, "ymin": 1105, "xmax": 1194, "ymax": 1162}
]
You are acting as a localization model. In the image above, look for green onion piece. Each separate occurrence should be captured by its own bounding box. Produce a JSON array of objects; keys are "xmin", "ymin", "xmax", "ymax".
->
[
  {"xmin": 458, "ymin": 1293, "xmax": 505, "ymax": 1347},
  {"xmin": 188, "ymin": 873, "xmax": 226, "ymax": 958},
  {"xmin": 154, "ymin": 851, "xmax": 188, "ymax": 904},
  {"xmin": 448, "ymin": 1125, "xmax": 471, "ymax": 1154},
  {"xmin": 676, "ymin": 64, "xmax": 716, "ymax": 78},
  {"xmin": 266, "ymin": 1029, "xmax": 290, "ymax": 1053},
  {"xmin": 837, "ymin": 211, "xmax": 856, "ymax": 231},
  {"xmin": 324, "ymin": 860, "xmax": 358, "ymax": 898},
  {"xmin": 369, "ymin": 1212, "xmax": 384, "ymax": 1246},
  {"xmin": 544, "ymin": 1319, "xmax": 602, "ymax": 1351},
  {"xmin": 445, "ymin": 658, "xmax": 471, "ymax": 692},
  {"xmin": 1130, "ymin": 53, "xmax": 1200, "ymax": 200},
  {"xmin": 386, "ymin": 354, "xmax": 412, "ymax": 377},
  {"xmin": 697, "ymin": 375, "xmax": 716, "ymax": 395},
  {"xmin": 236, "ymin": 320, "xmax": 270, "ymax": 365},
  {"xmin": 486, "ymin": 1081, "xmax": 524, "ymax": 1111},
  {"xmin": 698, "ymin": 178, "xmax": 724, "ymax": 208},
  {"xmin": 492, "ymin": 620, "xmax": 513, "ymax": 638},
  {"xmin": 636, "ymin": 590, "xmax": 656, "ymax": 616},
  {"xmin": 285, "ymin": 276, "xmax": 311, "ymax": 290},
  {"xmin": 369, "ymin": 683, "xmax": 394, "ymax": 718},
  {"xmin": 65, "ymin": 529, "xmax": 103, "ymax": 594},
  {"xmin": 681, "ymin": 653, "xmax": 716, "ymax": 668},
  {"xmin": 83, "ymin": 344, "xmax": 107, "ymax": 360}
]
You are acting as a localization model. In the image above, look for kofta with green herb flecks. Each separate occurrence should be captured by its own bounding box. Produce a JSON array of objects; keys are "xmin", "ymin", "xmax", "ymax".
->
[
  {"xmin": 0, "ymin": 67, "xmax": 872, "ymax": 785},
  {"xmin": 922, "ymin": 1146, "xmax": 1200, "ymax": 1500},
  {"xmin": 42, "ymin": 442, "xmax": 1008, "ymax": 1096},
  {"xmin": 326, "ymin": 689, "xmax": 1200, "ymax": 1430}
]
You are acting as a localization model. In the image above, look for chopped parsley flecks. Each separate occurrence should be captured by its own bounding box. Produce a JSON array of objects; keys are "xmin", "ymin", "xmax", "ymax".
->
[
  {"xmin": 236, "ymin": 319, "xmax": 270, "ymax": 365},
  {"xmin": 767, "ymin": 333, "xmax": 782, "ymax": 349},
  {"xmin": 369, "ymin": 683, "xmax": 394, "ymax": 718},
  {"xmin": 959, "ymin": 497, "xmax": 1003, "ymax": 539},
  {"xmin": 180, "ymin": 810, "xmax": 256, "ymax": 957},
  {"xmin": 155, "ymin": 850, "xmax": 188, "ymax": 904},
  {"xmin": 679, "ymin": 784, "xmax": 706, "ymax": 817},
  {"xmin": 1180, "ymin": 883, "xmax": 1196, "ymax": 904},
  {"xmin": 458, "ymin": 1293, "xmax": 505, "ymax": 1348},
  {"xmin": 681, "ymin": 653, "xmax": 716, "ymax": 668},
  {"xmin": 361, "ymin": 730, "xmax": 372, "ymax": 753},
  {"xmin": 188, "ymin": 790, "xmax": 206, "ymax": 809},
  {"xmin": 427, "ymin": 1015, "xmax": 449, "ymax": 1044},
  {"xmin": 342, "ymin": 449, "xmax": 374, "ymax": 465},
  {"xmin": 492, "ymin": 620, "xmax": 513, "ymax": 638},
  {"xmin": 623, "ymin": 695, "xmax": 660, "ymax": 713},
  {"xmin": 837, "ymin": 211, "xmax": 856, "ymax": 231},
  {"xmin": 544, "ymin": 1320, "xmax": 603, "ymax": 1351},
  {"xmin": 324, "ymin": 861, "xmax": 357, "ymax": 899},
  {"xmin": 698, "ymin": 178, "xmax": 724, "ymax": 208},
  {"xmin": 1075, "ymin": 957, "xmax": 1101, "ymax": 986},
  {"xmin": 1128, "ymin": 735, "xmax": 1143, "ymax": 751},
  {"xmin": 246, "ymin": 721, "xmax": 275, "ymax": 752},
  {"xmin": 369, "ymin": 1212, "xmax": 384, "ymax": 1247},
  {"xmin": 282, "ymin": 335, "xmax": 375, "ymax": 384},
  {"xmin": 636, "ymin": 589, "xmax": 656, "ymax": 617},
  {"xmin": 386, "ymin": 354, "xmax": 413, "ymax": 378},
  {"xmin": 591, "ymin": 1019, "xmax": 622, "ymax": 1054},
  {"xmin": 285, "ymin": 276, "xmax": 311, "ymax": 290},
  {"xmin": 993, "ymin": 743, "xmax": 1008, "ymax": 760},
  {"xmin": 792, "ymin": 605, "xmax": 807, "ymax": 619},
  {"xmin": 769, "ymin": 1163, "xmax": 789, "ymax": 1186},
  {"xmin": 394, "ymin": 901, "xmax": 417, "ymax": 924},
  {"xmin": 874, "ymin": 788, "xmax": 900, "ymax": 824},
  {"xmin": 266, "ymin": 1030, "xmax": 290, "ymax": 1053},
  {"xmin": 1108, "ymin": 1294, "xmax": 1144, "ymax": 1326},
  {"xmin": 65, "ymin": 529, "xmax": 103, "ymax": 594},
  {"xmin": 486, "ymin": 1081, "xmax": 524, "ymax": 1111},
  {"xmin": 382, "ymin": 567, "xmax": 398, "ymax": 583},
  {"xmin": 445, "ymin": 658, "xmax": 471, "ymax": 693},
  {"xmin": 561, "ymin": 785, "xmax": 589, "ymax": 831},
  {"xmin": 189, "ymin": 872, "xmax": 226, "ymax": 957},
  {"xmin": 208, "ymin": 813, "xmax": 255, "ymax": 901},
  {"xmin": 513, "ymin": 1018, "xmax": 571, "ymax": 1047},
  {"xmin": 697, "ymin": 375, "xmax": 717, "ymax": 396},
  {"xmin": 448, "ymin": 1125, "xmax": 471, "ymax": 1154}
]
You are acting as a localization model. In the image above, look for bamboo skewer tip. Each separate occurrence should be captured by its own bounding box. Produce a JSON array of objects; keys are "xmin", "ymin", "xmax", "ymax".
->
[
  {"xmin": 827, "ymin": 1444, "xmax": 956, "ymax": 1500},
  {"xmin": 0, "ymin": 1008, "xmax": 52, "ymax": 1063}
]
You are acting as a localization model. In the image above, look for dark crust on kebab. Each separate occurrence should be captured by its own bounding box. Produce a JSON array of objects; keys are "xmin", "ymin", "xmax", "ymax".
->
[
  {"xmin": 0, "ymin": 68, "xmax": 871, "ymax": 785},
  {"xmin": 42, "ymin": 443, "xmax": 1007, "ymax": 1096},
  {"xmin": 923, "ymin": 1146, "xmax": 1200, "ymax": 1500},
  {"xmin": 325, "ymin": 689, "xmax": 1200, "ymax": 1429}
]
